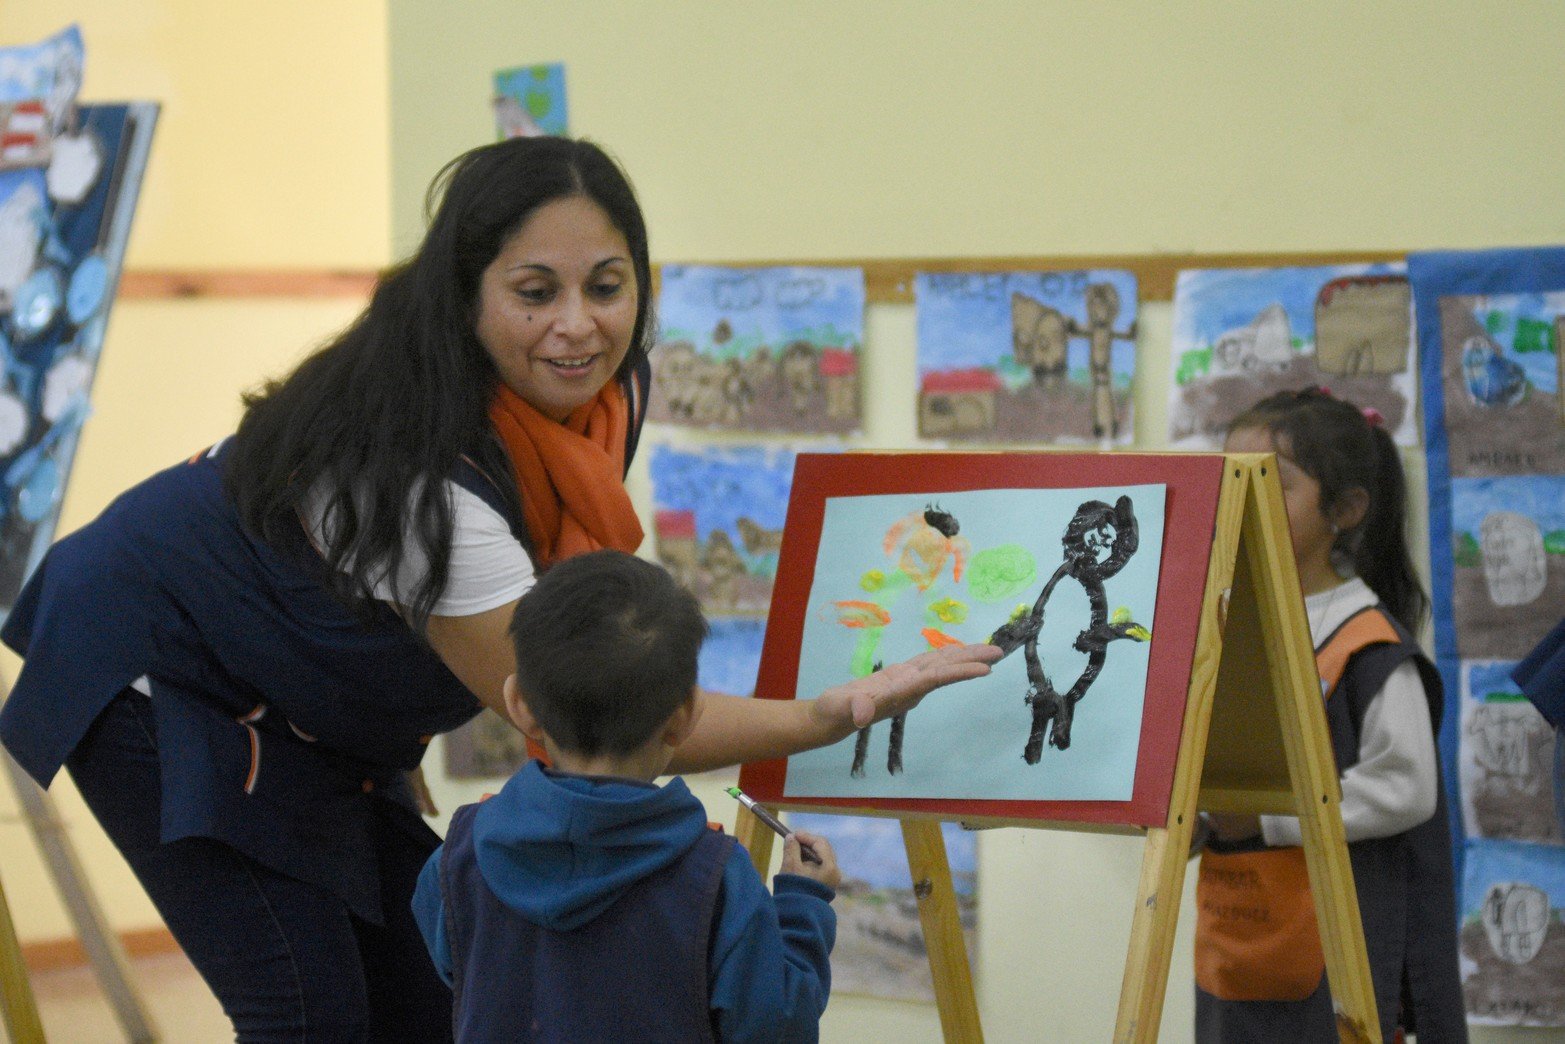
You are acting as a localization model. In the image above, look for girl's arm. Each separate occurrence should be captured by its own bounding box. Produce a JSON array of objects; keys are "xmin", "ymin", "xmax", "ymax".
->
[{"xmin": 1261, "ymin": 660, "xmax": 1438, "ymax": 846}]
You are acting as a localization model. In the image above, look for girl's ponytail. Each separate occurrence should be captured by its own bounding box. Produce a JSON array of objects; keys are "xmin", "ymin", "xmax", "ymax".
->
[{"xmin": 1351, "ymin": 423, "xmax": 1428, "ymax": 634}]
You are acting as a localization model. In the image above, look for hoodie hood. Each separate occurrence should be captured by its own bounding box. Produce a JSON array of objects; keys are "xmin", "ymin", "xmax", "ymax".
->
[{"xmin": 471, "ymin": 759, "xmax": 709, "ymax": 931}]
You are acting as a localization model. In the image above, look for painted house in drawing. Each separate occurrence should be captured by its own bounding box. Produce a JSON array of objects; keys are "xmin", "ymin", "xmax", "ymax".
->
[{"xmin": 919, "ymin": 368, "xmax": 1001, "ymax": 437}]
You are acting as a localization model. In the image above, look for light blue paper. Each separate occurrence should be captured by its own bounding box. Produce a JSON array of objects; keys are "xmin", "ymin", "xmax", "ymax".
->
[{"xmin": 784, "ymin": 483, "xmax": 1165, "ymax": 802}]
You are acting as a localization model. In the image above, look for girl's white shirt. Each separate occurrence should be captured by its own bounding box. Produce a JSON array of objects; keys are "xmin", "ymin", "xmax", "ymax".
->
[{"xmin": 1259, "ymin": 576, "xmax": 1440, "ymax": 847}]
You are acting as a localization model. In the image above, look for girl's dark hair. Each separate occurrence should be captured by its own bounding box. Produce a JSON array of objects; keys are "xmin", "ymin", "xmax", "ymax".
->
[
  {"xmin": 225, "ymin": 137, "xmax": 654, "ymax": 629},
  {"xmin": 1229, "ymin": 387, "xmax": 1428, "ymax": 633}
]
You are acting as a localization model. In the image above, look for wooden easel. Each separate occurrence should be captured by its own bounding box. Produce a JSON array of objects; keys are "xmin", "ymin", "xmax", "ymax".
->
[
  {"xmin": 0, "ymin": 675, "xmax": 160, "ymax": 1043},
  {"xmin": 735, "ymin": 453, "xmax": 1382, "ymax": 1042}
]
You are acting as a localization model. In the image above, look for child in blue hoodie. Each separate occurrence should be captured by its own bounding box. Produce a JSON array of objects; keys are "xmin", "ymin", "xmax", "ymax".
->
[{"xmin": 413, "ymin": 549, "xmax": 840, "ymax": 1043}]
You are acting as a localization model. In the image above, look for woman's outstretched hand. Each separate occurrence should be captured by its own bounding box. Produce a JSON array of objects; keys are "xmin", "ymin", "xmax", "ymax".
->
[{"xmin": 811, "ymin": 643, "xmax": 1002, "ymax": 736}]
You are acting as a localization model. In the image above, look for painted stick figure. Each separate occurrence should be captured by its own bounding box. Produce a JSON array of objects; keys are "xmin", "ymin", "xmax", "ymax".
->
[
  {"xmin": 989, "ymin": 496, "xmax": 1149, "ymax": 761},
  {"xmin": 1069, "ymin": 283, "xmax": 1136, "ymax": 439}
]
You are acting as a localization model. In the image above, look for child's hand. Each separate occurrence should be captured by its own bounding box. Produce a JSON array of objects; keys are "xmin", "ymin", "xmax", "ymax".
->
[{"xmin": 781, "ymin": 830, "xmax": 840, "ymax": 890}]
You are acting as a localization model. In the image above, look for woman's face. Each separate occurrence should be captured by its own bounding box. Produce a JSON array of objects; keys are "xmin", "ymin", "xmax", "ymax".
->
[{"xmin": 475, "ymin": 195, "xmax": 638, "ymax": 421}]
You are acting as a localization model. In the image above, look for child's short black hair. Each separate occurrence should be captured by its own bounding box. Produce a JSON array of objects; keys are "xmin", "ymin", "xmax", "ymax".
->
[{"xmin": 509, "ymin": 550, "xmax": 707, "ymax": 756}]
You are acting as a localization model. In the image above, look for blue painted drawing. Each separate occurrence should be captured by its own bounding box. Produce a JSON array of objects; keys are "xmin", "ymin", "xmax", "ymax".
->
[
  {"xmin": 1459, "ymin": 660, "xmax": 1561, "ymax": 844},
  {"xmin": 1460, "ymin": 839, "xmax": 1565, "ymax": 1026},
  {"xmin": 915, "ymin": 269, "xmax": 1137, "ymax": 444},
  {"xmin": 1437, "ymin": 289, "xmax": 1565, "ymax": 479},
  {"xmin": 649, "ymin": 265, "xmax": 864, "ymax": 434},
  {"xmin": 1167, "ymin": 263, "xmax": 1417, "ymax": 448},
  {"xmin": 787, "ymin": 812, "xmax": 976, "ymax": 1002},
  {"xmin": 784, "ymin": 483, "xmax": 1165, "ymax": 802},
  {"xmin": 492, "ymin": 63, "xmax": 567, "ymax": 138},
  {"xmin": 1449, "ymin": 476, "xmax": 1565, "ymax": 659}
]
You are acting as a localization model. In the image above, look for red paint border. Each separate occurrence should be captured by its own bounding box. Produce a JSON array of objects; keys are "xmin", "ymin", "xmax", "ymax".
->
[{"xmin": 737, "ymin": 452, "xmax": 1225, "ymax": 829}]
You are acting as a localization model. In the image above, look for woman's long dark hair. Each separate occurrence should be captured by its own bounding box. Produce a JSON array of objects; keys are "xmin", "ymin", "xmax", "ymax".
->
[
  {"xmin": 226, "ymin": 137, "xmax": 654, "ymax": 629},
  {"xmin": 1229, "ymin": 387, "xmax": 1429, "ymax": 634}
]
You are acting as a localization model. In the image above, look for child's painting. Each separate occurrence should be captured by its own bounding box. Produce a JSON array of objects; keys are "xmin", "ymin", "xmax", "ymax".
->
[
  {"xmin": 1449, "ymin": 475, "xmax": 1565, "ymax": 660},
  {"xmin": 1459, "ymin": 660, "xmax": 1561, "ymax": 844},
  {"xmin": 443, "ymin": 711, "xmax": 528, "ymax": 780},
  {"xmin": 915, "ymin": 270, "xmax": 1138, "ymax": 444},
  {"xmin": 1436, "ymin": 290, "xmax": 1565, "ymax": 478},
  {"xmin": 648, "ymin": 443, "xmax": 795, "ymax": 618},
  {"xmin": 785, "ymin": 812, "xmax": 976, "ymax": 1003},
  {"xmin": 648, "ymin": 266, "xmax": 864, "ymax": 434},
  {"xmin": 0, "ymin": 28, "xmax": 156, "ymax": 622},
  {"xmin": 492, "ymin": 63, "xmax": 567, "ymax": 139},
  {"xmin": 783, "ymin": 483, "xmax": 1164, "ymax": 802},
  {"xmin": 1168, "ymin": 263, "xmax": 1417, "ymax": 448},
  {"xmin": 1460, "ymin": 839, "xmax": 1565, "ymax": 1026},
  {"xmin": 740, "ymin": 452, "xmax": 1225, "ymax": 829}
]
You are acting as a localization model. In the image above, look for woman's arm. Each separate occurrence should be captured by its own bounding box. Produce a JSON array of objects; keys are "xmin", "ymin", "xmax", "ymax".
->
[
  {"xmin": 425, "ymin": 604, "xmax": 999, "ymax": 774},
  {"xmin": 424, "ymin": 600, "xmax": 520, "ymax": 718},
  {"xmin": 669, "ymin": 643, "xmax": 1001, "ymax": 774}
]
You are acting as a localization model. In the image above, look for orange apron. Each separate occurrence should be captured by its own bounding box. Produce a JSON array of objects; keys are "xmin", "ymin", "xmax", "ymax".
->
[{"xmin": 1194, "ymin": 608, "xmax": 1401, "ymax": 1001}]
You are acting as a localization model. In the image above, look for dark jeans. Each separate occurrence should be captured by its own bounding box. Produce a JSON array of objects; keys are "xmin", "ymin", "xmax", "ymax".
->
[{"xmin": 65, "ymin": 690, "xmax": 452, "ymax": 1042}]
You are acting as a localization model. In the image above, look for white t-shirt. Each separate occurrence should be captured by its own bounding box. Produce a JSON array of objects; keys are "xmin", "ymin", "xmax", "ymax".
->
[
  {"xmin": 1260, "ymin": 576, "xmax": 1439, "ymax": 847},
  {"xmin": 301, "ymin": 479, "xmax": 536, "ymax": 618}
]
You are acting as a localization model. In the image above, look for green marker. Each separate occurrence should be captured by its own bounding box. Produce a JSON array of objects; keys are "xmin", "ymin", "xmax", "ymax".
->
[{"xmin": 726, "ymin": 786, "xmax": 822, "ymax": 865}]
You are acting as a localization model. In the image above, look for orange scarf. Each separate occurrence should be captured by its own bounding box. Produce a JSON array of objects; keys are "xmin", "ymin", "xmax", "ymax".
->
[{"xmin": 487, "ymin": 382, "xmax": 644, "ymax": 566}]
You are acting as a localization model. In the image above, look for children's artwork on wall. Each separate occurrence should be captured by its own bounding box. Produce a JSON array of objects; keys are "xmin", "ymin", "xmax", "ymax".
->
[
  {"xmin": 648, "ymin": 443, "xmax": 796, "ymax": 617},
  {"xmin": 1168, "ymin": 263, "xmax": 1417, "ymax": 448},
  {"xmin": 914, "ymin": 270, "xmax": 1138, "ymax": 444},
  {"xmin": 785, "ymin": 811, "xmax": 976, "ymax": 1003},
  {"xmin": 1459, "ymin": 661, "xmax": 1561, "ymax": 844},
  {"xmin": 442, "ymin": 712, "xmax": 528, "ymax": 780},
  {"xmin": 1459, "ymin": 839, "xmax": 1565, "ymax": 1026},
  {"xmin": 647, "ymin": 266, "xmax": 865, "ymax": 434},
  {"xmin": 1448, "ymin": 476, "xmax": 1565, "ymax": 659},
  {"xmin": 739, "ymin": 452, "xmax": 1226, "ymax": 829},
  {"xmin": 699, "ymin": 618, "xmax": 767, "ymax": 699},
  {"xmin": 0, "ymin": 29, "xmax": 157, "ymax": 623},
  {"xmin": 1411, "ymin": 245, "xmax": 1565, "ymax": 1026},
  {"xmin": 492, "ymin": 63, "xmax": 567, "ymax": 138},
  {"xmin": 1435, "ymin": 289, "xmax": 1565, "ymax": 477}
]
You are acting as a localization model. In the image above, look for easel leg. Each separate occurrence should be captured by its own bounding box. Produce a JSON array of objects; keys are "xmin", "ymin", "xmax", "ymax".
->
[
  {"xmin": 900, "ymin": 820, "xmax": 982, "ymax": 1043},
  {"xmin": 1114, "ymin": 818, "xmax": 1196, "ymax": 1043},
  {"xmin": 3, "ymin": 753, "xmax": 159, "ymax": 1043},
  {"xmin": 733, "ymin": 805, "xmax": 777, "ymax": 879},
  {"xmin": 0, "ymin": 864, "xmax": 46, "ymax": 1043}
]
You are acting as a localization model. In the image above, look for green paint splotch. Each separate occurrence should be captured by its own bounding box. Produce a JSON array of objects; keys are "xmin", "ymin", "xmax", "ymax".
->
[{"xmin": 967, "ymin": 545, "xmax": 1038, "ymax": 602}]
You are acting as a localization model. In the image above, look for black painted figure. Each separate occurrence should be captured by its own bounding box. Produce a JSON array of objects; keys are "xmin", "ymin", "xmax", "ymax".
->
[{"xmin": 989, "ymin": 496, "xmax": 1149, "ymax": 761}]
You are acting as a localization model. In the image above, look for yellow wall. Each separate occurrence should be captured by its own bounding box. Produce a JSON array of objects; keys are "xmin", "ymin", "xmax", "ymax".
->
[
  {"xmin": 0, "ymin": 1, "xmax": 390, "ymax": 945},
  {"xmin": 388, "ymin": 4, "xmax": 1565, "ymax": 1042}
]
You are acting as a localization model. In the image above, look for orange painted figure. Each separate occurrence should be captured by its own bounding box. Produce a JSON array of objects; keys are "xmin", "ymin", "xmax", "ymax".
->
[{"xmin": 883, "ymin": 505, "xmax": 971, "ymax": 591}]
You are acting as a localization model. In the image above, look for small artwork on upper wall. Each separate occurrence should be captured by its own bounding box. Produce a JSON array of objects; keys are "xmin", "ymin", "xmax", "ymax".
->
[
  {"xmin": 493, "ymin": 62, "xmax": 567, "ymax": 139},
  {"xmin": 648, "ymin": 266, "xmax": 864, "ymax": 434},
  {"xmin": 1435, "ymin": 289, "xmax": 1565, "ymax": 478},
  {"xmin": 1449, "ymin": 475, "xmax": 1565, "ymax": 659},
  {"xmin": 915, "ymin": 270, "xmax": 1138, "ymax": 444},
  {"xmin": 1167, "ymin": 263, "xmax": 1417, "ymax": 448},
  {"xmin": 1459, "ymin": 660, "xmax": 1562, "ymax": 845}
]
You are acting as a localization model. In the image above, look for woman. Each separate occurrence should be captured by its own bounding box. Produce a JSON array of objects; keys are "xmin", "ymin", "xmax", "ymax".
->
[{"xmin": 0, "ymin": 137, "xmax": 998, "ymax": 1041}]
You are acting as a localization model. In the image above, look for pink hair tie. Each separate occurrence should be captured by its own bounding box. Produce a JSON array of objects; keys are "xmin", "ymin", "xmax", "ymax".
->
[{"xmin": 1361, "ymin": 406, "xmax": 1384, "ymax": 427}]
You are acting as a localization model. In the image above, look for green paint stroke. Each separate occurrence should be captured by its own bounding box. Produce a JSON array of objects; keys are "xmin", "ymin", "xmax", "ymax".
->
[
  {"xmin": 967, "ymin": 544, "xmax": 1038, "ymax": 602},
  {"xmin": 851, "ymin": 629, "xmax": 885, "ymax": 678}
]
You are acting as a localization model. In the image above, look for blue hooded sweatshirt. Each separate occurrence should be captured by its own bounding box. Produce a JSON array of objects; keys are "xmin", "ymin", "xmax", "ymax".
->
[{"xmin": 413, "ymin": 760, "xmax": 836, "ymax": 1042}]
